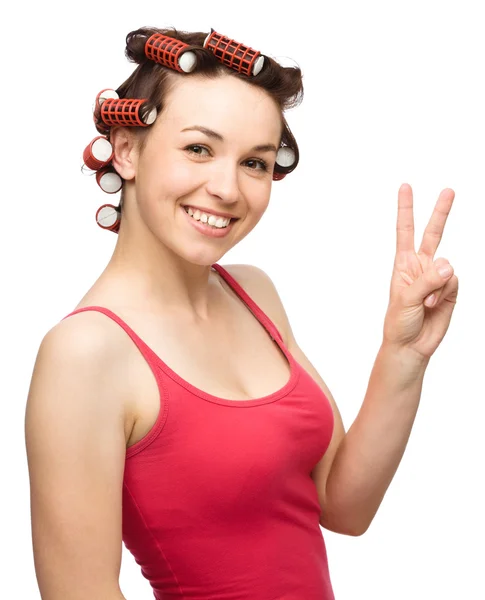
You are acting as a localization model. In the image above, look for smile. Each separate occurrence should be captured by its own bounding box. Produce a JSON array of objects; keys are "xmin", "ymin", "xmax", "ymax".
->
[{"xmin": 181, "ymin": 205, "xmax": 236, "ymax": 238}]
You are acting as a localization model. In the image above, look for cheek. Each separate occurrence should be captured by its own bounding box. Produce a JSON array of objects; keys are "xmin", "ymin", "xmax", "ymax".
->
[
  {"xmin": 138, "ymin": 153, "xmax": 202, "ymax": 202},
  {"xmin": 245, "ymin": 180, "xmax": 272, "ymax": 214}
]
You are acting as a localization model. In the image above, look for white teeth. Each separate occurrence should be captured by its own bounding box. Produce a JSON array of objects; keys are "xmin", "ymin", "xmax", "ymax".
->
[{"xmin": 184, "ymin": 206, "xmax": 231, "ymax": 228}]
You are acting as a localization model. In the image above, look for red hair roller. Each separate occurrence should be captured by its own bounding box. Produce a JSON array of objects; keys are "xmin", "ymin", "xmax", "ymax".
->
[
  {"xmin": 203, "ymin": 30, "xmax": 265, "ymax": 76},
  {"xmin": 92, "ymin": 89, "xmax": 119, "ymax": 133},
  {"xmin": 100, "ymin": 98, "xmax": 157, "ymax": 128},
  {"xmin": 96, "ymin": 88, "xmax": 119, "ymax": 106},
  {"xmin": 83, "ymin": 136, "xmax": 114, "ymax": 171},
  {"xmin": 145, "ymin": 33, "xmax": 197, "ymax": 73},
  {"xmin": 93, "ymin": 113, "xmax": 110, "ymax": 135},
  {"xmin": 95, "ymin": 167, "xmax": 123, "ymax": 194},
  {"xmin": 96, "ymin": 204, "xmax": 120, "ymax": 233}
]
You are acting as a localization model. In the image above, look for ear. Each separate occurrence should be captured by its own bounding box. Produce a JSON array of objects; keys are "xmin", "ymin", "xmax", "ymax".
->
[{"xmin": 109, "ymin": 126, "xmax": 139, "ymax": 181}]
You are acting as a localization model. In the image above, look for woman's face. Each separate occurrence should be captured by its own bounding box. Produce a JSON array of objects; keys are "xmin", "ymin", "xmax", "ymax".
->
[{"xmin": 123, "ymin": 74, "xmax": 283, "ymax": 265}]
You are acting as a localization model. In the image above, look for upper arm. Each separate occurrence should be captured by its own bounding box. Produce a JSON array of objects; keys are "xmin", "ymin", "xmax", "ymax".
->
[
  {"xmin": 25, "ymin": 316, "xmax": 128, "ymax": 599},
  {"xmin": 223, "ymin": 264, "xmax": 346, "ymax": 532}
]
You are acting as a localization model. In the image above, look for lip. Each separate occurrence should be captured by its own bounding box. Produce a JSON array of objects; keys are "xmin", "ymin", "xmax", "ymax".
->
[
  {"xmin": 181, "ymin": 204, "xmax": 239, "ymax": 220},
  {"xmin": 181, "ymin": 204, "xmax": 236, "ymax": 238}
]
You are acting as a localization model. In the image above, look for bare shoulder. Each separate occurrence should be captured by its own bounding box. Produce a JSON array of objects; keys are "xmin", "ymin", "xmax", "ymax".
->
[
  {"xmin": 54, "ymin": 307, "xmax": 136, "ymax": 349},
  {"xmin": 220, "ymin": 263, "xmax": 291, "ymax": 344},
  {"xmin": 39, "ymin": 309, "xmax": 133, "ymax": 391},
  {"xmin": 221, "ymin": 262, "xmax": 323, "ymax": 360},
  {"xmin": 43, "ymin": 308, "xmax": 126, "ymax": 356},
  {"xmin": 36, "ymin": 311, "xmax": 138, "ymax": 436},
  {"xmin": 27, "ymin": 311, "xmax": 131, "ymax": 454}
]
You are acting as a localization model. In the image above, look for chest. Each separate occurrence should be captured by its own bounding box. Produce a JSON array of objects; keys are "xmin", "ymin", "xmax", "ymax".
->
[{"xmin": 124, "ymin": 292, "xmax": 292, "ymax": 449}]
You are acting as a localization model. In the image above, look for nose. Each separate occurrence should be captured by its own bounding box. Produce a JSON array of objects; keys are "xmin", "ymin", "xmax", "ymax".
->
[{"xmin": 205, "ymin": 161, "xmax": 241, "ymax": 205}]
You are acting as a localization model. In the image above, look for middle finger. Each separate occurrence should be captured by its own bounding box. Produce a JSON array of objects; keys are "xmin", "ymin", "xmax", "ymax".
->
[{"xmin": 418, "ymin": 188, "xmax": 455, "ymax": 258}]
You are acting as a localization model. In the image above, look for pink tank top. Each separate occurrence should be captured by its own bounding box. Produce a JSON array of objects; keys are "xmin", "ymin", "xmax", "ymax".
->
[{"xmin": 62, "ymin": 263, "xmax": 335, "ymax": 599}]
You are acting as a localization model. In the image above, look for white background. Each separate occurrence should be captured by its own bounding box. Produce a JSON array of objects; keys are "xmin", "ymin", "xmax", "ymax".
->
[{"xmin": 2, "ymin": 0, "xmax": 483, "ymax": 598}]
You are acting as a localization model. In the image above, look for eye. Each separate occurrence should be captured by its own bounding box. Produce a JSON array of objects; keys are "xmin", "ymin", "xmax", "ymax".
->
[
  {"xmin": 245, "ymin": 159, "xmax": 268, "ymax": 172},
  {"xmin": 185, "ymin": 144, "xmax": 210, "ymax": 157}
]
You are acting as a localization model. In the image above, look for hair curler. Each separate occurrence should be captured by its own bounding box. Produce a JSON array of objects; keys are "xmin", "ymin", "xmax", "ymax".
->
[
  {"xmin": 99, "ymin": 98, "xmax": 157, "ymax": 128},
  {"xmin": 203, "ymin": 30, "xmax": 265, "ymax": 76},
  {"xmin": 145, "ymin": 33, "xmax": 197, "ymax": 73},
  {"xmin": 95, "ymin": 167, "xmax": 123, "ymax": 194},
  {"xmin": 275, "ymin": 147, "xmax": 296, "ymax": 168},
  {"xmin": 93, "ymin": 89, "xmax": 119, "ymax": 134},
  {"xmin": 96, "ymin": 204, "xmax": 120, "ymax": 232},
  {"xmin": 82, "ymin": 136, "xmax": 114, "ymax": 171}
]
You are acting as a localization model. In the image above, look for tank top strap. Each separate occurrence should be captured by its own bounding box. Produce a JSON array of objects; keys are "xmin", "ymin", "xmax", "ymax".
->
[
  {"xmin": 60, "ymin": 306, "xmax": 161, "ymax": 366},
  {"xmin": 211, "ymin": 263, "xmax": 285, "ymax": 344}
]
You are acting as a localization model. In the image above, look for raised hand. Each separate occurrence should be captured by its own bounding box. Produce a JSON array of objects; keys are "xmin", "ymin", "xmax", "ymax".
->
[{"xmin": 382, "ymin": 184, "xmax": 459, "ymax": 361}]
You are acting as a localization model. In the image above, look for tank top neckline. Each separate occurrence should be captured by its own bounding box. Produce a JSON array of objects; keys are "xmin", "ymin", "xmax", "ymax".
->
[{"xmin": 61, "ymin": 263, "xmax": 301, "ymax": 408}]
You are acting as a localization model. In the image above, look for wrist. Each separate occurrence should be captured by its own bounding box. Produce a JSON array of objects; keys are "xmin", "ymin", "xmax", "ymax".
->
[{"xmin": 378, "ymin": 341, "xmax": 429, "ymax": 386}]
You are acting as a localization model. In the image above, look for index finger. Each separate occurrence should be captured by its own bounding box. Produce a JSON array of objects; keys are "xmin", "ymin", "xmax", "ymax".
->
[
  {"xmin": 418, "ymin": 188, "xmax": 455, "ymax": 258},
  {"xmin": 396, "ymin": 183, "xmax": 415, "ymax": 254}
]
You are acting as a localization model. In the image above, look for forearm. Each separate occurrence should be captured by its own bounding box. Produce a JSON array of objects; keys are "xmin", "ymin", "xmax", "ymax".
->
[{"xmin": 322, "ymin": 343, "xmax": 429, "ymax": 536}]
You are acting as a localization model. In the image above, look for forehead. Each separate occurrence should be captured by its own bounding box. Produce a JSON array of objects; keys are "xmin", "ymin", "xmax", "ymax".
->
[{"xmin": 160, "ymin": 74, "xmax": 282, "ymax": 142}]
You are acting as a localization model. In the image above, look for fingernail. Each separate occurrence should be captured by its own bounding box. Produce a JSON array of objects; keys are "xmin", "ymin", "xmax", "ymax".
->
[
  {"xmin": 438, "ymin": 265, "xmax": 452, "ymax": 278},
  {"xmin": 425, "ymin": 294, "xmax": 436, "ymax": 307}
]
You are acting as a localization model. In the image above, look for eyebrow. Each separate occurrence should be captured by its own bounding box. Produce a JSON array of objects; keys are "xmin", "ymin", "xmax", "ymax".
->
[{"xmin": 181, "ymin": 125, "xmax": 278, "ymax": 153}]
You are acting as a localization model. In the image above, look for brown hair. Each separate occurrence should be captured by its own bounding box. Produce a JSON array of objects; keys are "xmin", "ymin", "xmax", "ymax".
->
[{"xmin": 106, "ymin": 27, "xmax": 304, "ymax": 213}]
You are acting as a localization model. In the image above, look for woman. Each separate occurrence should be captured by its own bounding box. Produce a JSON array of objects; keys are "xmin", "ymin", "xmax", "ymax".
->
[{"xmin": 25, "ymin": 26, "xmax": 458, "ymax": 600}]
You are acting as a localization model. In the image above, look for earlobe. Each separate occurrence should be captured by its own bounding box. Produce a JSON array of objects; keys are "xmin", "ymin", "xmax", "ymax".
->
[{"xmin": 110, "ymin": 127, "xmax": 138, "ymax": 181}]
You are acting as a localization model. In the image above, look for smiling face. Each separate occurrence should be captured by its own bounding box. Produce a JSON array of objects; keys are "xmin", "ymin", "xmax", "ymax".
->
[{"xmin": 114, "ymin": 73, "xmax": 283, "ymax": 266}]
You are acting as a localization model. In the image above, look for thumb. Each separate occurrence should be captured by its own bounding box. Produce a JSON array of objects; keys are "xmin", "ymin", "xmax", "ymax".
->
[{"xmin": 401, "ymin": 260, "xmax": 454, "ymax": 307}]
